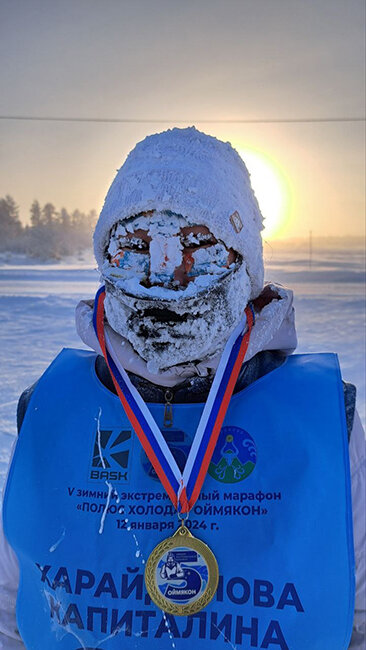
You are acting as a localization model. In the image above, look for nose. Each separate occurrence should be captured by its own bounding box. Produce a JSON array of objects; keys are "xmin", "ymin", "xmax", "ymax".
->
[{"xmin": 149, "ymin": 234, "xmax": 182, "ymax": 285}]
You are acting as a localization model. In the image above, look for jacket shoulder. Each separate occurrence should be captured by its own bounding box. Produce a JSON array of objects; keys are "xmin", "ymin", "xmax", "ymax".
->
[{"xmin": 16, "ymin": 348, "xmax": 96, "ymax": 434}]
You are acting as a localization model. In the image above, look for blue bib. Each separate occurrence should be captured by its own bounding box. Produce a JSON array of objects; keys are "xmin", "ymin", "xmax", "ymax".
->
[{"xmin": 3, "ymin": 349, "xmax": 355, "ymax": 649}]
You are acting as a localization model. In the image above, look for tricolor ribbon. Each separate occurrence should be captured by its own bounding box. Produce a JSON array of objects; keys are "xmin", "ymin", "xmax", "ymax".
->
[{"xmin": 93, "ymin": 286, "xmax": 254, "ymax": 514}]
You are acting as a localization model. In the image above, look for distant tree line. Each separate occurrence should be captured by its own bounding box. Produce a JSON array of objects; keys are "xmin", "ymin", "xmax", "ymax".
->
[{"xmin": 0, "ymin": 196, "xmax": 97, "ymax": 260}]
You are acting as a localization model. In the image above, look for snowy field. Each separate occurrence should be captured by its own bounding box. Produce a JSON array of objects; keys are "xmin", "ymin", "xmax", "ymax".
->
[{"xmin": 0, "ymin": 247, "xmax": 365, "ymax": 488}]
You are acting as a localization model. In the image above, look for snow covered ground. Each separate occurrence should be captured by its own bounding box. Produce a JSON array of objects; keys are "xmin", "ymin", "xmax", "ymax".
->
[{"xmin": 0, "ymin": 247, "xmax": 364, "ymax": 488}]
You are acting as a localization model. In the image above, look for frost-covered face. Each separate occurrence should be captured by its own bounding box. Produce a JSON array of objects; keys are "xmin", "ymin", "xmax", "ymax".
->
[
  {"xmin": 104, "ymin": 212, "xmax": 237, "ymax": 289},
  {"xmin": 102, "ymin": 211, "xmax": 251, "ymax": 372}
]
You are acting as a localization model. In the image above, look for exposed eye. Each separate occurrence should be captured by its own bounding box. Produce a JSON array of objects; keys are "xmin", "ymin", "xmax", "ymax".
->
[
  {"xmin": 108, "ymin": 228, "xmax": 151, "ymax": 258},
  {"xmin": 180, "ymin": 231, "xmax": 217, "ymax": 250},
  {"xmin": 118, "ymin": 236, "xmax": 149, "ymax": 252}
]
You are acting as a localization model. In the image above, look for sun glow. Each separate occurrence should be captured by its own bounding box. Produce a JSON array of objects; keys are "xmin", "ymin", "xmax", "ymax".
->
[{"xmin": 238, "ymin": 148, "xmax": 290, "ymax": 240}]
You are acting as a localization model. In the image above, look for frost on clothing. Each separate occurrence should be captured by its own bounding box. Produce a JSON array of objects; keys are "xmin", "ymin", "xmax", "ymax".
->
[
  {"xmin": 94, "ymin": 128, "xmax": 264, "ymax": 375},
  {"xmin": 93, "ymin": 127, "xmax": 264, "ymax": 300},
  {"xmin": 76, "ymin": 283, "xmax": 297, "ymax": 388}
]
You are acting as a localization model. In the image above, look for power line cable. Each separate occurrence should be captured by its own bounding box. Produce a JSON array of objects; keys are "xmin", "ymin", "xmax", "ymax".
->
[{"xmin": 0, "ymin": 115, "xmax": 365, "ymax": 124}]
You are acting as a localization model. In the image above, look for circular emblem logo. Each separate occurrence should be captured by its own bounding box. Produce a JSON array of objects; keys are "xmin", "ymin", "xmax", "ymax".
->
[
  {"xmin": 156, "ymin": 546, "xmax": 208, "ymax": 606},
  {"xmin": 145, "ymin": 526, "xmax": 219, "ymax": 616},
  {"xmin": 208, "ymin": 425, "xmax": 257, "ymax": 483}
]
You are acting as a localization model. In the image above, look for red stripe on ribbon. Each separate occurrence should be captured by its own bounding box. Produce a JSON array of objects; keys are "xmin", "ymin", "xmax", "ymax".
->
[{"xmin": 183, "ymin": 306, "xmax": 254, "ymax": 513}]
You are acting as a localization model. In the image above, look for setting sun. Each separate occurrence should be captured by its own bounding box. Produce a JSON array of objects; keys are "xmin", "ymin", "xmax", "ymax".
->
[{"xmin": 238, "ymin": 148, "xmax": 290, "ymax": 240}]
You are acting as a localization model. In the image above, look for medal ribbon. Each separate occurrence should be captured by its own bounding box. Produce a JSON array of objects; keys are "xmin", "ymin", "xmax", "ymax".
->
[{"xmin": 93, "ymin": 286, "xmax": 254, "ymax": 514}]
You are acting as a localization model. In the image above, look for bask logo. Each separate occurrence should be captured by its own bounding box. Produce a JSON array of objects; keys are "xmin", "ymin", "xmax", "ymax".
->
[{"xmin": 89, "ymin": 428, "xmax": 132, "ymax": 483}]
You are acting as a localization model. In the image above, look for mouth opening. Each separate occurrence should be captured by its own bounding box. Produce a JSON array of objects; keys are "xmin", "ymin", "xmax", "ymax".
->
[{"xmin": 140, "ymin": 308, "xmax": 189, "ymax": 323}]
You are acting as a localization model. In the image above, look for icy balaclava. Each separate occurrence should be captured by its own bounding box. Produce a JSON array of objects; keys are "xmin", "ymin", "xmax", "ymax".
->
[{"xmin": 94, "ymin": 127, "xmax": 264, "ymax": 373}]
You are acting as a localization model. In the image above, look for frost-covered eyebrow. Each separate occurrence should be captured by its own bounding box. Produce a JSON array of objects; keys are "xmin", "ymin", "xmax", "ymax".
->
[{"xmin": 110, "ymin": 221, "xmax": 218, "ymax": 248}]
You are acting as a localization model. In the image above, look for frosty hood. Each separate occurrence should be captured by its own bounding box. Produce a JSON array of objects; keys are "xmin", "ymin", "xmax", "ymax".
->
[
  {"xmin": 94, "ymin": 127, "xmax": 264, "ymax": 300},
  {"xmin": 75, "ymin": 283, "xmax": 297, "ymax": 388}
]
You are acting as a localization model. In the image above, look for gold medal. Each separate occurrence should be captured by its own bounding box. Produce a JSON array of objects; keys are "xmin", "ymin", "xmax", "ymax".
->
[{"xmin": 145, "ymin": 523, "xmax": 219, "ymax": 615}]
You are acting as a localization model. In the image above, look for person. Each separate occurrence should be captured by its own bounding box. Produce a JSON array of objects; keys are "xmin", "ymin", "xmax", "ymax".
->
[
  {"xmin": 0, "ymin": 127, "xmax": 364, "ymax": 649},
  {"xmin": 160, "ymin": 553, "xmax": 184, "ymax": 580}
]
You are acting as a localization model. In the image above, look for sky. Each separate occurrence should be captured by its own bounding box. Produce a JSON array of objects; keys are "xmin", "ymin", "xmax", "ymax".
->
[{"xmin": 0, "ymin": 0, "xmax": 365, "ymax": 240}]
